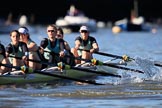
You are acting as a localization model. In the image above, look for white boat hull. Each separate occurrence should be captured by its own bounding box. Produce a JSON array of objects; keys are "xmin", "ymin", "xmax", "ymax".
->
[
  {"xmin": 0, "ymin": 65, "xmax": 117, "ymax": 85},
  {"xmin": 55, "ymin": 16, "xmax": 97, "ymax": 33}
]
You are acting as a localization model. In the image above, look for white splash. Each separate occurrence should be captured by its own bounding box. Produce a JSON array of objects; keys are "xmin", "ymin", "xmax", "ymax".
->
[{"xmin": 134, "ymin": 56, "xmax": 162, "ymax": 80}]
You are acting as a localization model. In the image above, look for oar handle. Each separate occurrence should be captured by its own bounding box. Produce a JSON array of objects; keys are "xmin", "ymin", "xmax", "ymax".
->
[
  {"xmin": 44, "ymin": 50, "xmax": 92, "ymax": 62},
  {"xmin": 9, "ymin": 55, "xmax": 40, "ymax": 63},
  {"xmin": 94, "ymin": 51, "xmax": 123, "ymax": 59},
  {"xmin": 0, "ymin": 63, "xmax": 21, "ymax": 70},
  {"xmin": 78, "ymin": 49, "xmax": 122, "ymax": 59},
  {"xmin": 8, "ymin": 55, "xmax": 52, "ymax": 66}
]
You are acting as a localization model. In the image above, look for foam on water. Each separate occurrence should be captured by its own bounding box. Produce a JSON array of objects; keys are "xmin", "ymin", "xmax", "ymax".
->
[{"xmin": 134, "ymin": 56, "xmax": 162, "ymax": 81}]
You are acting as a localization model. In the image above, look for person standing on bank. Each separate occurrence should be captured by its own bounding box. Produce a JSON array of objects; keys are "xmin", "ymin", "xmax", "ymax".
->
[
  {"xmin": 71, "ymin": 25, "xmax": 99, "ymax": 64},
  {"xmin": 40, "ymin": 24, "xmax": 65, "ymax": 66},
  {"xmin": 18, "ymin": 26, "xmax": 42, "ymax": 70}
]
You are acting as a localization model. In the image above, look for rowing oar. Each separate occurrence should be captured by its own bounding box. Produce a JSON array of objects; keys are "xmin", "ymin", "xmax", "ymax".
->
[
  {"xmin": 57, "ymin": 57, "xmax": 144, "ymax": 74},
  {"xmin": 8, "ymin": 55, "xmax": 122, "ymax": 77},
  {"xmin": 9, "ymin": 55, "xmax": 143, "ymax": 74},
  {"xmin": 57, "ymin": 55, "xmax": 144, "ymax": 73},
  {"xmin": 80, "ymin": 49, "xmax": 162, "ymax": 68},
  {"xmin": 154, "ymin": 61, "xmax": 162, "ymax": 67},
  {"xmin": 11, "ymin": 54, "xmax": 121, "ymax": 77},
  {"xmin": 94, "ymin": 51, "xmax": 162, "ymax": 67},
  {"xmin": 90, "ymin": 59, "xmax": 144, "ymax": 74},
  {"xmin": 57, "ymin": 62, "xmax": 121, "ymax": 78},
  {"xmin": 0, "ymin": 63, "xmax": 104, "ymax": 85},
  {"xmin": 77, "ymin": 49, "xmax": 122, "ymax": 58},
  {"xmin": 43, "ymin": 50, "xmax": 126, "ymax": 66},
  {"xmin": 9, "ymin": 53, "xmax": 126, "ymax": 69},
  {"xmin": 67, "ymin": 57, "xmax": 144, "ymax": 74},
  {"xmin": 8, "ymin": 55, "xmax": 50, "ymax": 66}
]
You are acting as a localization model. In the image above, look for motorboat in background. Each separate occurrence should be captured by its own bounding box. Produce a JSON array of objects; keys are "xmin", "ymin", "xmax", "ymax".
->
[
  {"xmin": 112, "ymin": 0, "xmax": 151, "ymax": 34},
  {"xmin": 112, "ymin": 17, "xmax": 151, "ymax": 32},
  {"xmin": 55, "ymin": 5, "xmax": 97, "ymax": 33}
]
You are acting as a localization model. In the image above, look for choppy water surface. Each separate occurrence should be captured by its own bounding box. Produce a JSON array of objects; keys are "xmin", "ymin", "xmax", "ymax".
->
[{"xmin": 0, "ymin": 26, "xmax": 162, "ymax": 108}]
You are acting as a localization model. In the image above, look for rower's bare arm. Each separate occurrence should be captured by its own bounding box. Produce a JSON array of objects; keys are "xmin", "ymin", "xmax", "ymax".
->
[
  {"xmin": 74, "ymin": 40, "xmax": 80, "ymax": 49},
  {"xmin": 27, "ymin": 42, "xmax": 38, "ymax": 52},
  {"xmin": 64, "ymin": 41, "xmax": 71, "ymax": 50},
  {"xmin": 90, "ymin": 43, "xmax": 99, "ymax": 53},
  {"xmin": 59, "ymin": 42, "xmax": 65, "ymax": 57}
]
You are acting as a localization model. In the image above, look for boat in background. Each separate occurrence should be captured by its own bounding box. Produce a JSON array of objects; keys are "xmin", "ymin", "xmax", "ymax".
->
[
  {"xmin": 112, "ymin": 0, "xmax": 151, "ymax": 34},
  {"xmin": 112, "ymin": 17, "xmax": 151, "ymax": 32},
  {"xmin": 0, "ymin": 13, "xmax": 37, "ymax": 34},
  {"xmin": 55, "ymin": 5, "xmax": 97, "ymax": 33}
]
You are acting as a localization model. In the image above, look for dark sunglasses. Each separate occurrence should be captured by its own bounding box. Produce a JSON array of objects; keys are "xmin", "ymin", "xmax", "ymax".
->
[
  {"xmin": 81, "ymin": 30, "xmax": 88, "ymax": 33},
  {"xmin": 48, "ymin": 30, "xmax": 55, "ymax": 32},
  {"xmin": 57, "ymin": 34, "xmax": 62, "ymax": 37}
]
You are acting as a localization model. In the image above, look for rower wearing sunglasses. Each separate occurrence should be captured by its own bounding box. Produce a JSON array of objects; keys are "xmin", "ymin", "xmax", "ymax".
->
[
  {"xmin": 71, "ymin": 25, "xmax": 99, "ymax": 64},
  {"xmin": 39, "ymin": 24, "xmax": 65, "ymax": 67}
]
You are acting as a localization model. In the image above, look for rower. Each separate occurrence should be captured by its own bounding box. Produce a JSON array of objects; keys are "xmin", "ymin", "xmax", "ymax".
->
[
  {"xmin": 6, "ymin": 30, "xmax": 29, "ymax": 72},
  {"xmin": 56, "ymin": 27, "xmax": 75, "ymax": 66},
  {"xmin": 18, "ymin": 26, "xmax": 42, "ymax": 70},
  {"xmin": 71, "ymin": 25, "xmax": 99, "ymax": 64},
  {"xmin": 0, "ymin": 42, "xmax": 11, "ymax": 75},
  {"xmin": 39, "ymin": 24, "xmax": 66, "ymax": 67}
]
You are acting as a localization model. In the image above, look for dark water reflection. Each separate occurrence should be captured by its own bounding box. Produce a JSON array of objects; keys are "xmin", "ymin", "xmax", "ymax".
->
[{"xmin": 0, "ymin": 81, "xmax": 162, "ymax": 108}]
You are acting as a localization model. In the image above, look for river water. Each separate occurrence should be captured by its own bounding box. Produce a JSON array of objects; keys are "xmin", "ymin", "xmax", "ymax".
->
[{"xmin": 0, "ymin": 26, "xmax": 162, "ymax": 108}]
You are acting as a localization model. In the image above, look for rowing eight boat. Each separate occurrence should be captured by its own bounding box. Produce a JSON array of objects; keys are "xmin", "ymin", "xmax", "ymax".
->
[{"xmin": 0, "ymin": 63, "xmax": 118, "ymax": 85}]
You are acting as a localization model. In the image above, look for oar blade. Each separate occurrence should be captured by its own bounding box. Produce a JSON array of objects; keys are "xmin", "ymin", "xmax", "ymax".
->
[{"xmin": 154, "ymin": 61, "xmax": 162, "ymax": 67}]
